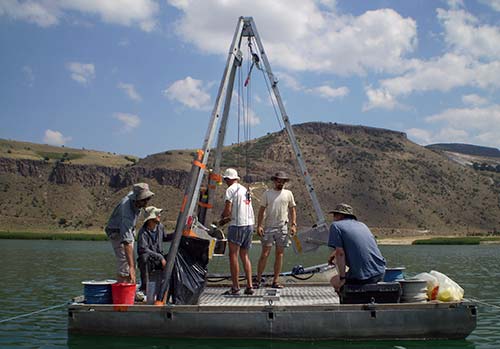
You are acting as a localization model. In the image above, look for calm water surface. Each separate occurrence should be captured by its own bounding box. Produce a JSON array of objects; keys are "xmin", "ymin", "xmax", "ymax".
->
[{"xmin": 0, "ymin": 240, "xmax": 498, "ymax": 348}]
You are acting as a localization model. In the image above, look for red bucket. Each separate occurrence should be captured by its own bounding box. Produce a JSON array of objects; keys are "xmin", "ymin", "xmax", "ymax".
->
[{"xmin": 111, "ymin": 283, "xmax": 136, "ymax": 304}]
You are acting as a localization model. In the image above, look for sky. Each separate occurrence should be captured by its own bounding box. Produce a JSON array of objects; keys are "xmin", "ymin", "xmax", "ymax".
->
[{"xmin": 1, "ymin": 0, "xmax": 500, "ymax": 158}]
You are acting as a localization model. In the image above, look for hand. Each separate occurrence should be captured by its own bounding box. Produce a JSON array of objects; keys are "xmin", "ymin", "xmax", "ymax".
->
[
  {"xmin": 129, "ymin": 268, "xmax": 136, "ymax": 284},
  {"xmin": 328, "ymin": 254, "xmax": 335, "ymax": 266},
  {"xmin": 218, "ymin": 217, "xmax": 230, "ymax": 226},
  {"xmin": 257, "ymin": 226, "xmax": 264, "ymax": 237},
  {"xmin": 334, "ymin": 278, "xmax": 345, "ymax": 292},
  {"xmin": 290, "ymin": 225, "xmax": 297, "ymax": 236},
  {"xmin": 161, "ymin": 258, "xmax": 167, "ymax": 269}
]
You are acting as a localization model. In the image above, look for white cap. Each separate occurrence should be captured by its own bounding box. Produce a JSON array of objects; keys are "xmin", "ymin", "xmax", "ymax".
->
[{"xmin": 222, "ymin": 168, "xmax": 240, "ymax": 180}]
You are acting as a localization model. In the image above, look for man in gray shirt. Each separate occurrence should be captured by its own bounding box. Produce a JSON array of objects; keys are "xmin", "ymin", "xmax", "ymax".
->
[{"xmin": 105, "ymin": 183, "xmax": 154, "ymax": 284}]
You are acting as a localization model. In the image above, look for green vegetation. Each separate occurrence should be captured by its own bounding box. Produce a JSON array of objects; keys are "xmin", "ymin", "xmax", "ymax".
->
[
  {"xmin": 412, "ymin": 236, "xmax": 500, "ymax": 245},
  {"xmin": 124, "ymin": 155, "xmax": 138, "ymax": 164},
  {"xmin": 0, "ymin": 231, "xmax": 107, "ymax": 241},
  {"xmin": 36, "ymin": 151, "xmax": 84, "ymax": 162}
]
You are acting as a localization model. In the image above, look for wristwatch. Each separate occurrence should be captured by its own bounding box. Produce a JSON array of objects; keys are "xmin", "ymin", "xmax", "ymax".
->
[{"xmin": 339, "ymin": 276, "xmax": 346, "ymax": 280}]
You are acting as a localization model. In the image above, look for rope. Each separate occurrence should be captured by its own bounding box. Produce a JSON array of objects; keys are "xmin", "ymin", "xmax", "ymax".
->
[
  {"xmin": 259, "ymin": 56, "xmax": 283, "ymax": 131},
  {"xmin": 0, "ymin": 302, "xmax": 68, "ymax": 324},
  {"xmin": 469, "ymin": 297, "xmax": 500, "ymax": 310},
  {"xmin": 291, "ymin": 273, "xmax": 316, "ymax": 281}
]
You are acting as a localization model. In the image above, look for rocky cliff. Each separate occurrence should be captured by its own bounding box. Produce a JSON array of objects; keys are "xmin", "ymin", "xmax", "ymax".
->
[{"xmin": 1, "ymin": 122, "xmax": 499, "ymax": 236}]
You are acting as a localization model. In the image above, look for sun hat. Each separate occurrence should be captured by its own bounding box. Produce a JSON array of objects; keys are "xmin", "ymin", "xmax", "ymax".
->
[
  {"xmin": 222, "ymin": 168, "xmax": 240, "ymax": 180},
  {"xmin": 131, "ymin": 183, "xmax": 154, "ymax": 201},
  {"xmin": 143, "ymin": 206, "xmax": 163, "ymax": 224},
  {"xmin": 329, "ymin": 203, "xmax": 357, "ymax": 220},
  {"xmin": 271, "ymin": 171, "xmax": 290, "ymax": 181}
]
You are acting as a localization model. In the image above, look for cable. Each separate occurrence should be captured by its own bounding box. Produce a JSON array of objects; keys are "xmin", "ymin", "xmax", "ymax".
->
[
  {"xmin": 468, "ymin": 297, "xmax": 500, "ymax": 310},
  {"xmin": 0, "ymin": 302, "xmax": 68, "ymax": 324}
]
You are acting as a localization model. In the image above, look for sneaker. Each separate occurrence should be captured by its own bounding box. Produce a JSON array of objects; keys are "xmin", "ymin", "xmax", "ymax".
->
[
  {"xmin": 135, "ymin": 290, "xmax": 146, "ymax": 302},
  {"xmin": 223, "ymin": 288, "xmax": 240, "ymax": 296},
  {"xmin": 244, "ymin": 287, "xmax": 255, "ymax": 295}
]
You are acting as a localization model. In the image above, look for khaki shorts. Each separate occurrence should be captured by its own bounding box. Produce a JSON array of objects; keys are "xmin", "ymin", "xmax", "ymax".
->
[
  {"xmin": 109, "ymin": 232, "xmax": 133, "ymax": 277},
  {"xmin": 261, "ymin": 226, "xmax": 290, "ymax": 248}
]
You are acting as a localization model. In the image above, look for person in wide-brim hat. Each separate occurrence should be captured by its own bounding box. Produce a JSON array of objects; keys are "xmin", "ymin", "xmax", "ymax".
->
[
  {"xmin": 104, "ymin": 182, "xmax": 155, "ymax": 285},
  {"xmin": 270, "ymin": 171, "xmax": 290, "ymax": 182},
  {"xmin": 327, "ymin": 202, "xmax": 386, "ymax": 296},
  {"xmin": 137, "ymin": 206, "xmax": 172, "ymax": 297},
  {"xmin": 328, "ymin": 203, "xmax": 357, "ymax": 220},
  {"xmin": 143, "ymin": 206, "xmax": 163, "ymax": 224}
]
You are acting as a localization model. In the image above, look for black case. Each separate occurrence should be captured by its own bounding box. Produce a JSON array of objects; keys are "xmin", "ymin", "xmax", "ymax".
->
[{"xmin": 340, "ymin": 282, "xmax": 402, "ymax": 304}]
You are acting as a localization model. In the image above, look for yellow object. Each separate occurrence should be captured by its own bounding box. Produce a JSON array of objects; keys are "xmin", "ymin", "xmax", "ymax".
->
[{"xmin": 292, "ymin": 235, "xmax": 303, "ymax": 254}]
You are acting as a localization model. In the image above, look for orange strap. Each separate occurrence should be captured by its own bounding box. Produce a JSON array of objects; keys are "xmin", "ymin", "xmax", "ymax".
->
[
  {"xmin": 180, "ymin": 195, "xmax": 188, "ymax": 213},
  {"xmin": 193, "ymin": 160, "xmax": 206, "ymax": 169},
  {"xmin": 209, "ymin": 173, "xmax": 222, "ymax": 182},
  {"xmin": 183, "ymin": 229, "xmax": 198, "ymax": 237},
  {"xmin": 198, "ymin": 202, "xmax": 213, "ymax": 208}
]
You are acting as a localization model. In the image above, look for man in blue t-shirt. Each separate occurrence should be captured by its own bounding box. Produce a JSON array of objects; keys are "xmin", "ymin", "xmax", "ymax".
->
[{"xmin": 327, "ymin": 203, "xmax": 386, "ymax": 292}]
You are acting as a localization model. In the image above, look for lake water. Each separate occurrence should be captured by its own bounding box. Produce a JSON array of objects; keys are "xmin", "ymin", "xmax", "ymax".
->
[{"xmin": 0, "ymin": 240, "xmax": 499, "ymax": 348}]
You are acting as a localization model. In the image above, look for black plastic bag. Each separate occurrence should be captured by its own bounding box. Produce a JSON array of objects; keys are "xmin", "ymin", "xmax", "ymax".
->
[{"xmin": 171, "ymin": 236, "xmax": 210, "ymax": 305}]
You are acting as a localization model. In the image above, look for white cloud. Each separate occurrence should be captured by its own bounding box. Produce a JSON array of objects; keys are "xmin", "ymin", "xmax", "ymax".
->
[
  {"xmin": 66, "ymin": 62, "xmax": 95, "ymax": 85},
  {"xmin": 0, "ymin": 0, "xmax": 159, "ymax": 31},
  {"xmin": 406, "ymin": 128, "xmax": 433, "ymax": 145},
  {"xmin": 426, "ymin": 105, "xmax": 500, "ymax": 130},
  {"xmin": 424, "ymin": 105, "xmax": 500, "ymax": 147},
  {"xmin": 363, "ymin": 87, "xmax": 399, "ymax": 111},
  {"xmin": 365, "ymin": 54, "xmax": 500, "ymax": 110},
  {"xmin": 438, "ymin": 8, "xmax": 500, "ymax": 60},
  {"xmin": 43, "ymin": 129, "xmax": 72, "ymax": 146},
  {"xmin": 243, "ymin": 109, "xmax": 261, "ymax": 127},
  {"xmin": 117, "ymin": 82, "xmax": 142, "ymax": 102},
  {"xmin": 277, "ymin": 72, "xmax": 348, "ymax": 101},
  {"xmin": 163, "ymin": 76, "xmax": 211, "ymax": 110},
  {"xmin": 363, "ymin": 6, "xmax": 500, "ymax": 111},
  {"xmin": 479, "ymin": 0, "xmax": 500, "ymax": 11},
  {"xmin": 113, "ymin": 112, "xmax": 141, "ymax": 133},
  {"xmin": 22, "ymin": 65, "xmax": 34, "ymax": 86},
  {"xmin": 435, "ymin": 127, "xmax": 469, "ymax": 143},
  {"xmin": 277, "ymin": 72, "xmax": 303, "ymax": 91},
  {"xmin": 462, "ymin": 94, "xmax": 488, "ymax": 107},
  {"xmin": 307, "ymin": 85, "xmax": 349, "ymax": 101},
  {"xmin": 0, "ymin": 1, "xmax": 59, "ymax": 27},
  {"xmin": 168, "ymin": 1, "xmax": 417, "ymax": 75}
]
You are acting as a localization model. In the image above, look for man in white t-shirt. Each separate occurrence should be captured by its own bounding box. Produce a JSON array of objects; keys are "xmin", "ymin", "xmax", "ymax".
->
[
  {"xmin": 219, "ymin": 168, "xmax": 255, "ymax": 296},
  {"xmin": 255, "ymin": 171, "xmax": 297, "ymax": 288}
]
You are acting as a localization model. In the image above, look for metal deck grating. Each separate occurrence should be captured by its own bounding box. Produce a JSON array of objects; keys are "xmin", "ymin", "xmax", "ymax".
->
[{"xmin": 200, "ymin": 285, "xmax": 339, "ymax": 306}]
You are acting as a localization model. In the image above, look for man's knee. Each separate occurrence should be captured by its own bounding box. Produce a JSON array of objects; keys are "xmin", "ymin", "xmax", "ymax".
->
[{"xmin": 260, "ymin": 247, "xmax": 272, "ymax": 258}]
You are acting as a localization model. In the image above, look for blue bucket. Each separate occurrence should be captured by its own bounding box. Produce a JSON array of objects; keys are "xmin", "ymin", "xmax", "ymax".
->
[
  {"xmin": 383, "ymin": 267, "xmax": 405, "ymax": 282},
  {"xmin": 82, "ymin": 280, "xmax": 116, "ymax": 304}
]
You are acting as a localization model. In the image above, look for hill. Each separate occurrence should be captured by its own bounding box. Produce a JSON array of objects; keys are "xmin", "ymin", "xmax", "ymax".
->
[
  {"xmin": 426, "ymin": 143, "xmax": 500, "ymax": 158},
  {"xmin": 0, "ymin": 138, "xmax": 138, "ymax": 167},
  {"xmin": 1, "ymin": 123, "xmax": 499, "ymax": 237}
]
